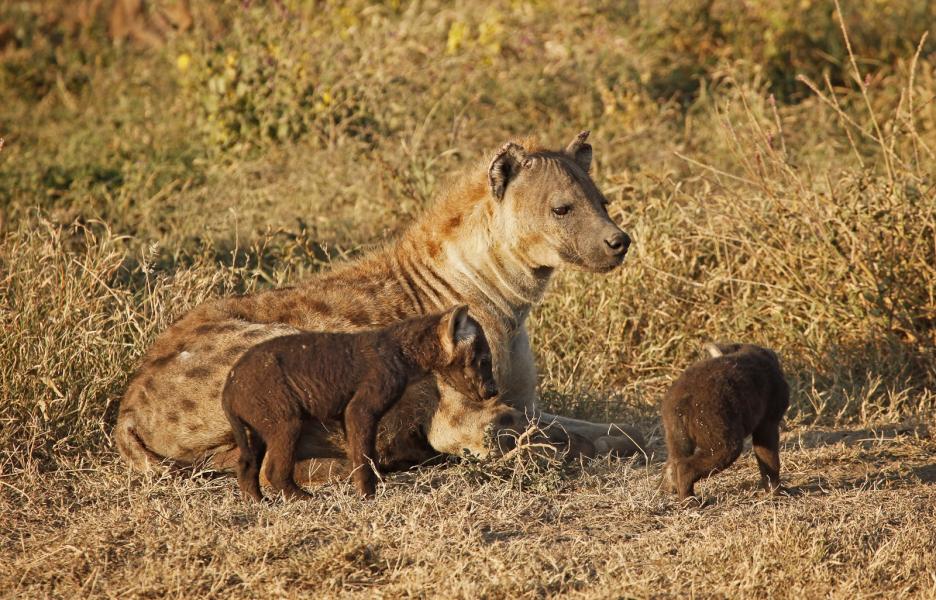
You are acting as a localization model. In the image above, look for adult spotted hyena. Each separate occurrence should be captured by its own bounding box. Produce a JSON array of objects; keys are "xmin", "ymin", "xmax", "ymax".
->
[{"xmin": 116, "ymin": 132, "xmax": 645, "ymax": 481}]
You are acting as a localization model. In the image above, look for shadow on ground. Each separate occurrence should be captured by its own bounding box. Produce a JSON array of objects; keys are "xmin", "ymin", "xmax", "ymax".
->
[{"xmin": 782, "ymin": 422, "xmax": 929, "ymax": 451}]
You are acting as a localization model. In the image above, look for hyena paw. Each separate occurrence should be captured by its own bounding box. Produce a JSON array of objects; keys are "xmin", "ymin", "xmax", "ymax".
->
[{"xmin": 594, "ymin": 433, "xmax": 644, "ymax": 458}]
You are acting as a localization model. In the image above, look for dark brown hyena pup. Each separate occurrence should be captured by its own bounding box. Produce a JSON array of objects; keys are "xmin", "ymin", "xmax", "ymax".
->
[
  {"xmin": 662, "ymin": 343, "xmax": 790, "ymax": 501},
  {"xmin": 222, "ymin": 305, "xmax": 497, "ymax": 501}
]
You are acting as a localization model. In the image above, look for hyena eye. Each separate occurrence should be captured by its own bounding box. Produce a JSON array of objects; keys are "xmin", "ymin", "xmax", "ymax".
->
[{"xmin": 551, "ymin": 205, "xmax": 571, "ymax": 217}]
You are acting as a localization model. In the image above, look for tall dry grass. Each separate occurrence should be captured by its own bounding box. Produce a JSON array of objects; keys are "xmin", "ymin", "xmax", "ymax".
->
[{"xmin": 1, "ymin": 1, "xmax": 934, "ymax": 597}]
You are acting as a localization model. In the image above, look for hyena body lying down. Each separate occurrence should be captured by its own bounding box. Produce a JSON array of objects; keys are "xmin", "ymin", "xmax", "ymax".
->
[{"xmin": 116, "ymin": 132, "xmax": 645, "ymax": 482}]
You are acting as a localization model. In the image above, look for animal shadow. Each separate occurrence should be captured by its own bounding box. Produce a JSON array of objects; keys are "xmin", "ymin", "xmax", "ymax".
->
[
  {"xmin": 781, "ymin": 422, "xmax": 934, "ymax": 496},
  {"xmin": 782, "ymin": 422, "xmax": 929, "ymax": 451}
]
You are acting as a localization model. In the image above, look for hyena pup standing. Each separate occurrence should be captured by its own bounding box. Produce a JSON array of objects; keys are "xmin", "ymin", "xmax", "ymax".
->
[
  {"xmin": 662, "ymin": 343, "xmax": 790, "ymax": 501},
  {"xmin": 222, "ymin": 305, "xmax": 497, "ymax": 501}
]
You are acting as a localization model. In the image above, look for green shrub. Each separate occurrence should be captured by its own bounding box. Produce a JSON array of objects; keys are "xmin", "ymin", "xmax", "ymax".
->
[{"xmin": 176, "ymin": 5, "xmax": 379, "ymax": 153}]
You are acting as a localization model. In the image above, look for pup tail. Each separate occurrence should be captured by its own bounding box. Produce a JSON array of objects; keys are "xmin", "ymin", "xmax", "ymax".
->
[{"xmin": 223, "ymin": 401, "xmax": 251, "ymax": 457}]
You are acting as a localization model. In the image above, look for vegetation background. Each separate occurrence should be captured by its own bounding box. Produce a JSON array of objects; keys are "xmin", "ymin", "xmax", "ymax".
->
[{"xmin": 1, "ymin": 0, "xmax": 934, "ymax": 597}]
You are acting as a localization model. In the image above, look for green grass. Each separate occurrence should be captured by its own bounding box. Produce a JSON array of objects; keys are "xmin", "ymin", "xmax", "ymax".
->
[{"xmin": 1, "ymin": 1, "xmax": 934, "ymax": 597}]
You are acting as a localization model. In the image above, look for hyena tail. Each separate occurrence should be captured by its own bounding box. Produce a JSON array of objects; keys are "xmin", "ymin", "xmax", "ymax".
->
[
  {"xmin": 114, "ymin": 416, "xmax": 167, "ymax": 470},
  {"xmin": 703, "ymin": 342, "xmax": 723, "ymax": 358}
]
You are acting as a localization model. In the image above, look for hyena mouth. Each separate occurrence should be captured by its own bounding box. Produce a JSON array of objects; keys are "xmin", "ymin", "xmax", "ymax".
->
[
  {"xmin": 562, "ymin": 248, "xmax": 626, "ymax": 273},
  {"xmin": 593, "ymin": 254, "xmax": 627, "ymax": 273}
]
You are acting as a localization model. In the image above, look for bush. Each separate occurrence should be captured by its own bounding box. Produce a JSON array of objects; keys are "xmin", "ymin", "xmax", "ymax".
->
[
  {"xmin": 630, "ymin": 0, "xmax": 935, "ymax": 102},
  {"xmin": 176, "ymin": 5, "xmax": 380, "ymax": 153}
]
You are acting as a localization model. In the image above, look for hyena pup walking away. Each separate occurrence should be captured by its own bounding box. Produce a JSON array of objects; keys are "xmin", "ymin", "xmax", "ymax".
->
[
  {"xmin": 222, "ymin": 305, "xmax": 497, "ymax": 501},
  {"xmin": 662, "ymin": 343, "xmax": 790, "ymax": 501}
]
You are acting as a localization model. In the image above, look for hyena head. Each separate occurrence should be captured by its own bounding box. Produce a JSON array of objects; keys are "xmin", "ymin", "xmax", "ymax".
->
[
  {"xmin": 489, "ymin": 131, "xmax": 630, "ymax": 273},
  {"xmin": 437, "ymin": 305, "xmax": 499, "ymax": 401}
]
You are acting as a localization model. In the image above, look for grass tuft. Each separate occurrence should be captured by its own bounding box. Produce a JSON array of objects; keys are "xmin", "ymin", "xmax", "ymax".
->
[{"xmin": 1, "ymin": 1, "xmax": 934, "ymax": 596}]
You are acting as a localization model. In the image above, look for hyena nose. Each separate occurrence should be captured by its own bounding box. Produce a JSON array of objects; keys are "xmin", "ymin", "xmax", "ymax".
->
[{"xmin": 604, "ymin": 231, "xmax": 631, "ymax": 256}]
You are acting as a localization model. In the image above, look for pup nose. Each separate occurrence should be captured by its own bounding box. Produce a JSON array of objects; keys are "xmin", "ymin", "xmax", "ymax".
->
[
  {"xmin": 482, "ymin": 383, "xmax": 499, "ymax": 399},
  {"xmin": 604, "ymin": 232, "xmax": 631, "ymax": 256}
]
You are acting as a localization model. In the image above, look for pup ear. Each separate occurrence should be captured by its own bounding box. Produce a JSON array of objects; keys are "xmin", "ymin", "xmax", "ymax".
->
[
  {"xmin": 565, "ymin": 130, "xmax": 592, "ymax": 172},
  {"xmin": 440, "ymin": 305, "xmax": 473, "ymax": 362},
  {"xmin": 453, "ymin": 309, "xmax": 479, "ymax": 344},
  {"xmin": 489, "ymin": 142, "xmax": 528, "ymax": 201},
  {"xmin": 703, "ymin": 342, "xmax": 723, "ymax": 358}
]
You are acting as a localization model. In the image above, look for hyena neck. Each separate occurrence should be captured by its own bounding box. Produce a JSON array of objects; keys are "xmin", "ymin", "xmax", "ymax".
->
[
  {"xmin": 449, "ymin": 233, "xmax": 552, "ymax": 313},
  {"xmin": 398, "ymin": 204, "xmax": 552, "ymax": 330}
]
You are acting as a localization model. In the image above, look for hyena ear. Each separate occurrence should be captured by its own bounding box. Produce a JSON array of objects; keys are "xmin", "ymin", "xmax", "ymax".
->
[
  {"xmin": 440, "ymin": 305, "xmax": 476, "ymax": 362},
  {"xmin": 489, "ymin": 142, "xmax": 528, "ymax": 201},
  {"xmin": 565, "ymin": 130, "xmax": 592, "ymax": 172}
]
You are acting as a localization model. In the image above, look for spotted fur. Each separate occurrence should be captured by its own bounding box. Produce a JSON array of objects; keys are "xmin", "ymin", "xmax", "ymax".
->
[{"xmin": 115, "ymin": 132, "xmax": 646, "ymax": 481}]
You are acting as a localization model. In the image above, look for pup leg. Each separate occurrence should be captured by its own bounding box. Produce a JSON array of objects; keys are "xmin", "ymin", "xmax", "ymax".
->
[
  {"xmin": 239, "ymin": 424, "xmax": 266, "ymax": 502},
  {"xmin": 752, "ymin": 420, "xmax": 782, "ymax": 493},
  {"xmin": 264, "ymin": 419, "xmax": 312, "ymax": 501},
  {"xmin": 345, "ymin": 388, "xmax": 404, "ymax": 499},
  {"xmin": 345, "ymin": 412, "xmax": 379, "ymax": 498},
  {"xmin": 223, "ymin": 404, "xmax": 265, "ymax": 502},
  {"xmin": 662, "ymin": 411, "xmax": 694, "ymax": 495},
  {"xmin": 675, "ymin": 439, "xmax": 743, "ymax": 501},
  {"xmin": 662, "ymin": 461, "xmax": 677, "ymax": 494}
]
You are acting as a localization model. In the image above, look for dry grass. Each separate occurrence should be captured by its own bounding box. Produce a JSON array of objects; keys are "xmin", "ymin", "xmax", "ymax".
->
[
  {"xmin": 1, "ymin": 1, "xmax": 935, "ymax": 597},
  {"xmin": 3, "ymin": 425, "xmax": 935, "ymax": 598}
]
